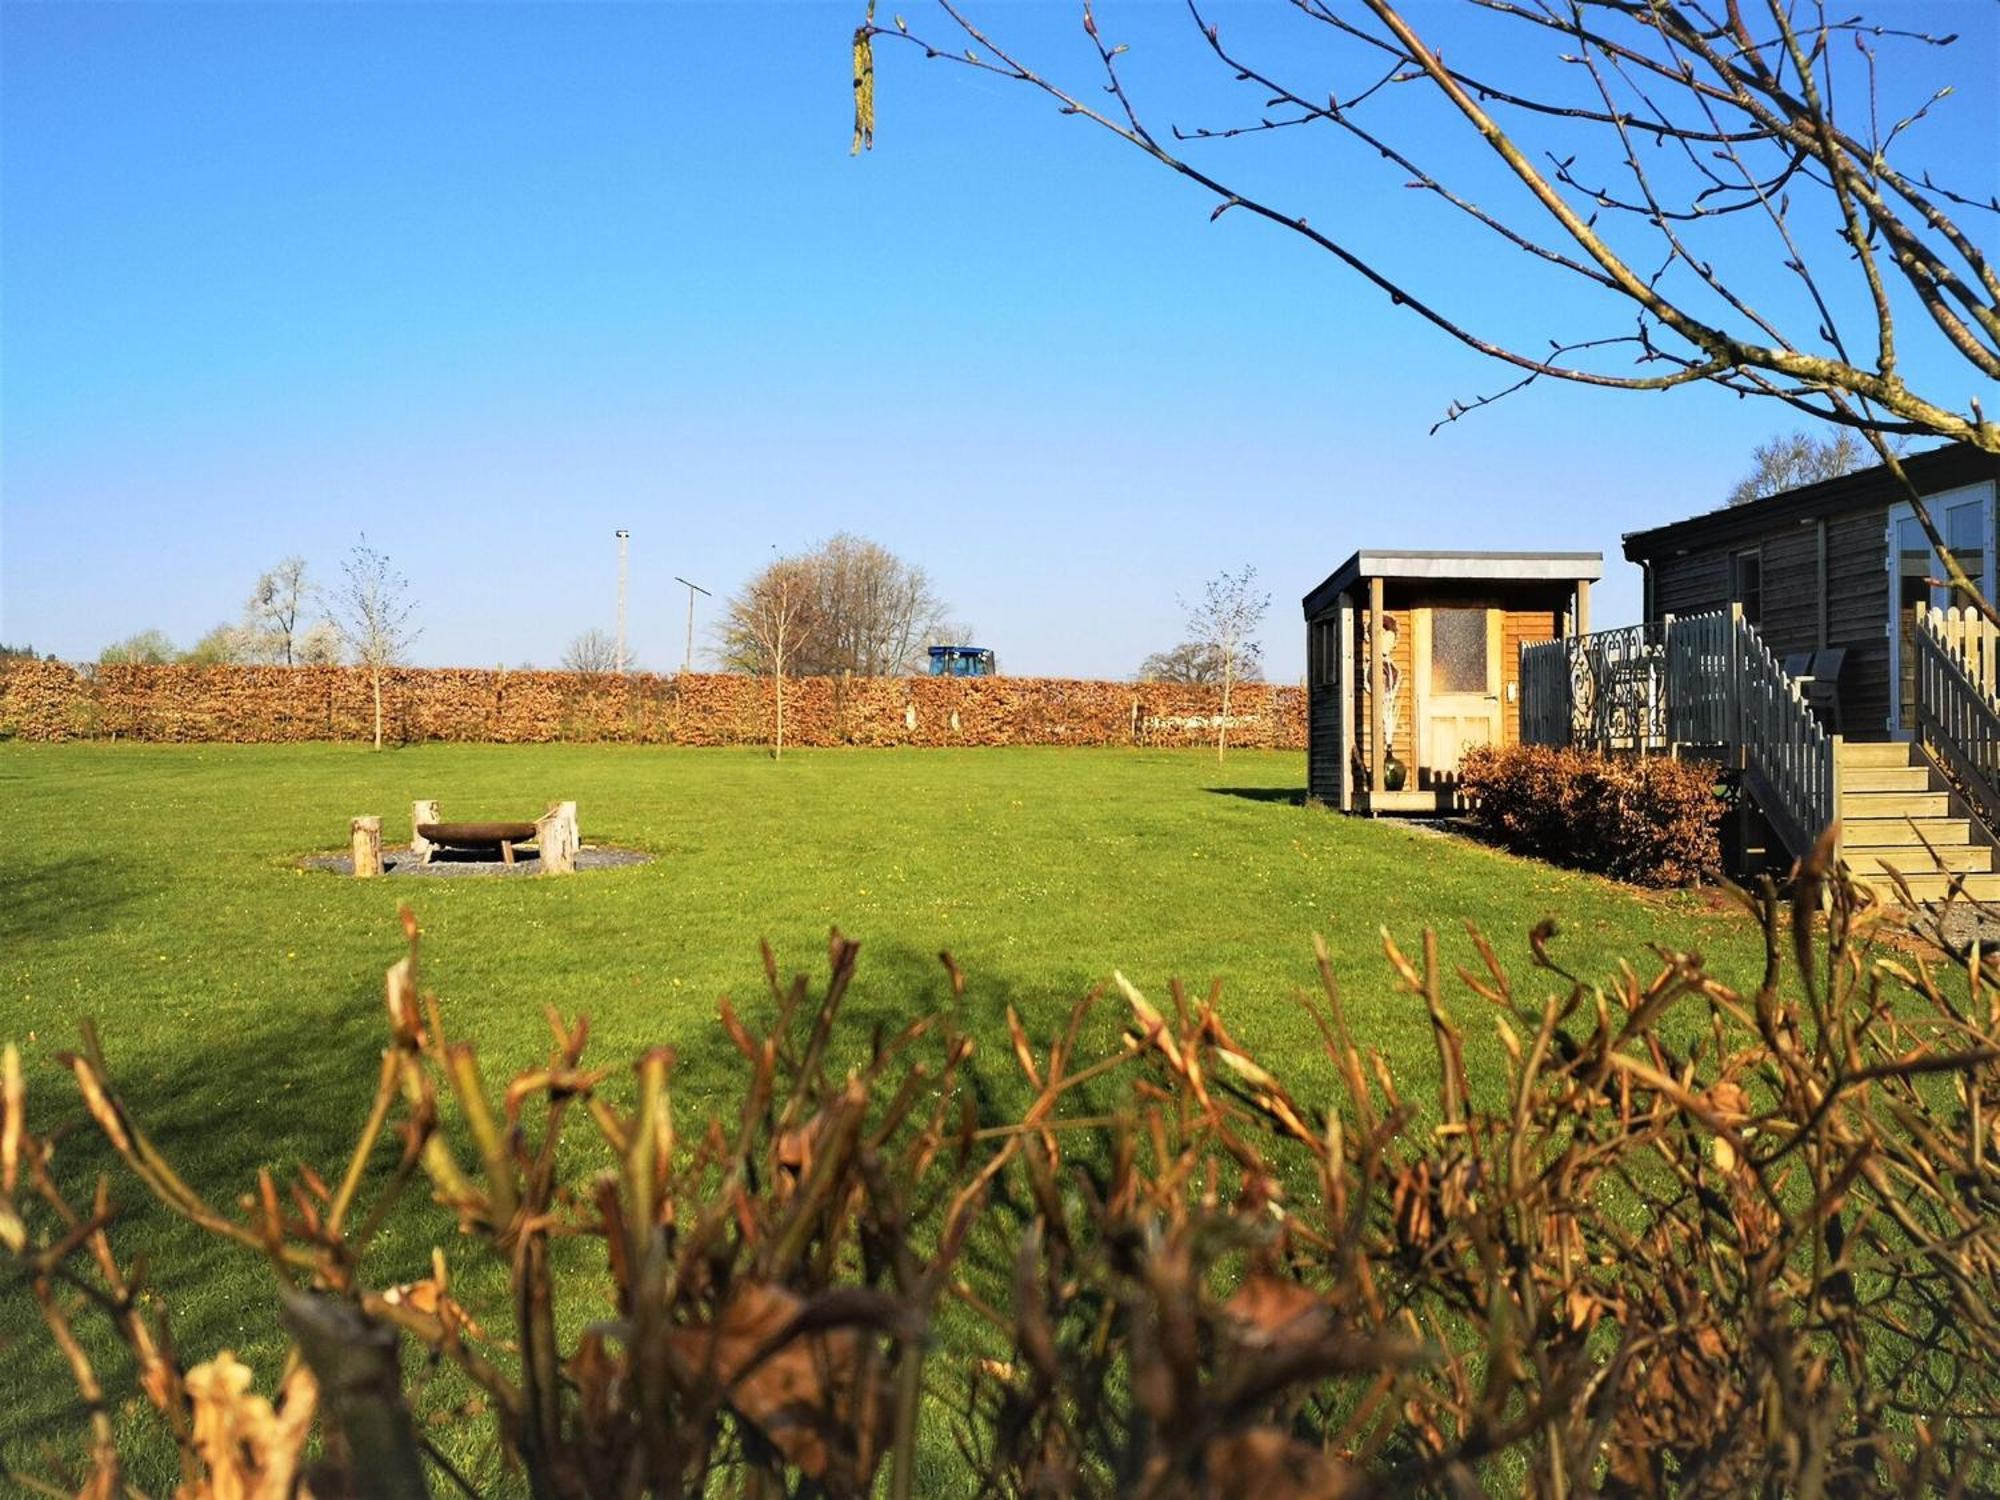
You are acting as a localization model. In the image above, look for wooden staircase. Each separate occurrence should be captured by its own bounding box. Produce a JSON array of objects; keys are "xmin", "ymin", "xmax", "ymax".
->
[{"xmin": 1838, "ymin": 741, "xmax": 2000, "ymax": 902}]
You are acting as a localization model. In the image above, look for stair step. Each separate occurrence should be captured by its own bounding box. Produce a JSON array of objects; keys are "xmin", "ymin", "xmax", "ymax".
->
[
  {"xmin": 1850, "ymin": 869, "xmax": 2000, "ymax": 903},
  {"xmin": 1840, "ymin": 791, "xmax": 1952, "ymax": 819},
  {"xmin": 1841, "ymin": 817, "xmax": 1971, "ymax": 847},
  {"xmin": 1835, "ymin": 741, "xmax": 1920, "ymax": 768},
  {"xmin": 1846, "ymin": 846, "xmax": 1993, "ymax": 875},
  {"xmin": 1839, "ymin": 766, "xmax": 1937, "ymax": 792}
]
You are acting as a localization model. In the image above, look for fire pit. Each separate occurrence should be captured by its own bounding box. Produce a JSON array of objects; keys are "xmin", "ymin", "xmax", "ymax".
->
[
  {"xmin": 341, "ymin": 799, "xmax": 584, "ymax": 876},
  {"xmin": 416, "ymin": 821, "xmax": 540, "ymax": 866}
]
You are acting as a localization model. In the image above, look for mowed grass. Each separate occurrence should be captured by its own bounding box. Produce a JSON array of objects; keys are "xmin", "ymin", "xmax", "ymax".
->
[{"xmin": 0, "ymin": 742, "xmax": 1770, "ymax": 1485}]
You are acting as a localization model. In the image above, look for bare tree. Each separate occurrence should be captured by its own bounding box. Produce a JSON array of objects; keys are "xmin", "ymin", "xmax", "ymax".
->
[
  {"xmin": 806, "ymin": 533, "xmax": 954, "ymax": 675},
  {"xmin": 728, "ymin": 556, "xmax": 817, "ymax": 758},
  {"xmin": 719, "ymin": 536, "xmax": 956, "ymax": 677},
  {"xmin": 1726, "ymin": 429, "xmax": 1869, "ymax": 506},
  {"xmin": 862, "ymin": 1, "xmax": 2000, "ymax": 611},
  {"xmin": 335, "ymin": 536, "xmax": 420, "ymax": 751},
  {"xmin": 1183, "ymin": 566, "xmax": 1269, "ymax": 762},
  {"xmin": 1138, "ymin": 639, "xmax": 1254, "ymax": 685},
  {"xmin": 562, "ymin": 628, "xmax": 622, "ymax": 673},
  {"xmin": 245, "ymin": 557, "xmax": 315, "ymax": 665}
]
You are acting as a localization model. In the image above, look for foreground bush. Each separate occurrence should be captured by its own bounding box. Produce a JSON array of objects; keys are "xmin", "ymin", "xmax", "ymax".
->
[
  {"xmin": 5, "ymin": 847, "xmax": 1999, "ymax": 1496},
  {"xmin": 1459, "ymin": 742, "xmax": 1724, "ymax": 886}
]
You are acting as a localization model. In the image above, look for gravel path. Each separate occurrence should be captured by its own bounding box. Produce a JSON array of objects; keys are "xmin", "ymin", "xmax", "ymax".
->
[{"xmin": 303, "ymin": 846, "xmax": 655, "ymax": 878}]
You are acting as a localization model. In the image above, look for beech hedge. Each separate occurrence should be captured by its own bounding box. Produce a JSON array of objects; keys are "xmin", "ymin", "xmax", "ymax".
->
[{"xmin": 0, "ymin": 659, "xmax": 1305, "ymax": 749}]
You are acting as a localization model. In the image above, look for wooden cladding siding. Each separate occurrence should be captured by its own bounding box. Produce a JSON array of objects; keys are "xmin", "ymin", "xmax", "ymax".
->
[
  {"xmin": 1351, "ymin": 609, "xmax": 1417, "ymax": 777},
  {"xmin": 1757, "ymin": 528, "xmax": 1819, "ymax": 659},
  {"xmin": 1307, "ymin": 610, "xmax": 1344, "ymax": 804},
  {"xmin": 1825, "ymin": 509, "xmax": 1890, "ymax": 736},
  {"xmin": 1653, "ymin": 549, "xmax": 1732, "ymax": 617},
  {"xmin": 1502, "ymin": 609, "xmax": 1559, "ymax": 745},
  {"xmin": 1644, "ymin": 509, "xmax": 1893, "ymax": 737}
]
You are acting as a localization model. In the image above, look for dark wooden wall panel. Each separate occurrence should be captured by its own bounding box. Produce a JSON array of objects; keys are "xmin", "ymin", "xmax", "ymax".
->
[
  {"xmin": 1825, "ymin": 509, "xmax": 1890, "ymax": 736},
  {"xmin": 1759, "ymin": 529, "xmax": 1819, "ymax": 660},
  {"xmin": 1654, "ymin": 550, "xmax": 1732, "ymax": 616}
]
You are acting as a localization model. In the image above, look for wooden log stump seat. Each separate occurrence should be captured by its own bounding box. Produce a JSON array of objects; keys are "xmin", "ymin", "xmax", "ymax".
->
[
  {"xmin": 350, "ymin": 816, "xmax": 383, "ymax": 878},
  {"xmin": 411, "ymin": 799, "xmax": 441, "ymax": 864},
  {"xmin": 534, "ymin": 800, "xmax": 580, "ymax": 875}
]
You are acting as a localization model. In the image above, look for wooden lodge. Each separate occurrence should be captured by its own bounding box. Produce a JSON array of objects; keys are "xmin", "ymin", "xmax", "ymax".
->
[
  {"xmin": 1302, "ymin": 550, "xmax": 1604, "ymax": 814},
  {"xmin": 1624, "ymin": 441, "xmax": 2000, "ymax": 742},
  {"xmin": 1500, "ymin": 441, "xmax": 2000, "ymax": 899}
]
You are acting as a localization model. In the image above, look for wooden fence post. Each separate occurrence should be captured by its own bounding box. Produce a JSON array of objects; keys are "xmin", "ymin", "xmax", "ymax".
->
[
  {"xmin": 350, "ymin": 816, "xmax": 383, "ymax": 878},
  {"xmin": 1727, "ymin": 603, "xmax": 1746, "ymax": 766},
  {"xmin": 1660, "ymin": 614, "xmax": 1676, "ymax": 754},
  {"xmin": 411, "ymin": 800, "xmax": 440, "ymax": 865}
]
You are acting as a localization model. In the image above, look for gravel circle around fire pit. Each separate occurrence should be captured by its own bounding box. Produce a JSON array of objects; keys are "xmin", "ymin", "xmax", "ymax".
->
[{"xmin": 302, "ymin": 845, "xmax": 655, "ymax": 878}]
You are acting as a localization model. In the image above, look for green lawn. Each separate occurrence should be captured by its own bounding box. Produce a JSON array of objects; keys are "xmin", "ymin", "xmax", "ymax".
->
[{"xmin": 1, "ymin": 742, "xmax": 1770, "ymax": 1488}]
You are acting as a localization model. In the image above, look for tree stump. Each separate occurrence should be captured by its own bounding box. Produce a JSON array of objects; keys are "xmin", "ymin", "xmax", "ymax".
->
[
  {"xmin": 536, "ymin": 800, "xmax": 579, "ymax": 875},
  {"xmin": 411, "ymin": 800, "xmax": 440, "ymax": 865},
  {"xmin": 350, "ymin": 816, "xmax": 383, "ymax": 878}
]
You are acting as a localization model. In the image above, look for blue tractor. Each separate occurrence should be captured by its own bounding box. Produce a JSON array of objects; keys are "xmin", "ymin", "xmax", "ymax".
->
[{"xmin": 927, "ymin": 645, "xmax": 996, "ymax": 678}]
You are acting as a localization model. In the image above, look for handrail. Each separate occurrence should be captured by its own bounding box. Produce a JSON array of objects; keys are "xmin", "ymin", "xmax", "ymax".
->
[
  {"xmin": 1724, "ymin": 608, "xmax": 1834, "ymax": 859},
  {"xmin": 1914, "ymin": 604, "xmax": 2000, "ymax": 835}
]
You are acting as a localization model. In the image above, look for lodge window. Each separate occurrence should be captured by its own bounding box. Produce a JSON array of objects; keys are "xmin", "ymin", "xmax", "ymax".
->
[{"xmin": 1732, "ymin": 550, "xmax": 1762, "ymax": 626}]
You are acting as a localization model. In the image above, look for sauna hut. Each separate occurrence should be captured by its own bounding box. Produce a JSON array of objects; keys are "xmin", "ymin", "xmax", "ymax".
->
[{"xmin": 1303, "ymin": 550, "xmax": 1604, "ymax": 812}]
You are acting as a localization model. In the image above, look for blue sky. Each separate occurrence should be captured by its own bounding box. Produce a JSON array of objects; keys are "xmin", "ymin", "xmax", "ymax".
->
[{"xmin": 3, "ymin": 1, "xmax": 1994, "ymax": 678}]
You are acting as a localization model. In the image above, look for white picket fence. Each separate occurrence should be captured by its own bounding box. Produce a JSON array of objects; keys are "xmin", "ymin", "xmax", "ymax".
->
[{"xmin": 1914, "ymin": 605, "xmax": 2000, "ymax": 830}]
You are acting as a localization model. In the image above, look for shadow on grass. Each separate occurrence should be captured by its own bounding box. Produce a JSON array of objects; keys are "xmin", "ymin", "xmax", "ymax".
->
[
  {"xmin": 3, "ymin": 928, "xmax": 1119, "ymax": 1487},
  {"xmin": 0, "ymin": 855, "xmax": 162, "ymax": 946},
  {"xmin": 1205, "ymin": 786, "xmax": 1310, "ymax": 806},
  {"xmin": 1, "ymin": 960, "xmax": 419, "ymax": 1481}
]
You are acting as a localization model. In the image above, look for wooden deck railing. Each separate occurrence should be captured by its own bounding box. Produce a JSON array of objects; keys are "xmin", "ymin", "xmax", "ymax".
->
[
  {"xmin": 1725, "ymin": 610, "xmax": 1835, "ymax": 858},
  {"xmin": 1521, "ymin": 607, "xmax": 1833, "ymax": 857},
  {"xmin": 1914, "ymin": 605, "xmax": 2000, "ymax": 831}
]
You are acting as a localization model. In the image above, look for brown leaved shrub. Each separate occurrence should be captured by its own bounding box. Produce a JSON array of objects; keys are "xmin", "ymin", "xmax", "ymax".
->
[
  {"xmin": 1459, "ymin": 741, "xmax": 1723, "ymax": 886},
  {"xmin": 7, "ymin": 850, "xmax": 2000, "ymax": 1496}
]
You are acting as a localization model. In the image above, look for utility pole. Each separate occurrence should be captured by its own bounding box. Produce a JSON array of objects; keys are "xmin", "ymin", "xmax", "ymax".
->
[
  {"xmin": 615, "ymin": 530, "xmax": 631, "ymax": 674},
  {"xmin": 674, "ymin": 576, "xmax": 711, "ymax": 675}
]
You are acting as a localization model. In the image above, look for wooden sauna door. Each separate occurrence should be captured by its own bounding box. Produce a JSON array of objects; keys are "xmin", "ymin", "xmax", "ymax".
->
[{"xmin": 1413, "ymin": 606, "xmax": 1503, "ymax": 778}]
